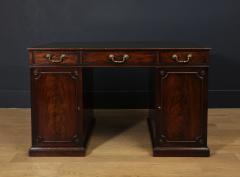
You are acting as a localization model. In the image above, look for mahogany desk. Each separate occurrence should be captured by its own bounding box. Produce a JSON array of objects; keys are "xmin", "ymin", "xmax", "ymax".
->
[{"xmin": 28, "ymin": 42, "xmax": 210, "ymax": 157}]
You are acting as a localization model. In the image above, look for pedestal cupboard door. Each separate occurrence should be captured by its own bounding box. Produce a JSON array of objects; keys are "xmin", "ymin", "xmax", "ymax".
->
[
  {"xmin": 157, "ymin": 68, "xmax": 208, "ymax": 147},
  {"xmin": 31, "ymin": 67, "xmax": 82, "ymax": 147}
]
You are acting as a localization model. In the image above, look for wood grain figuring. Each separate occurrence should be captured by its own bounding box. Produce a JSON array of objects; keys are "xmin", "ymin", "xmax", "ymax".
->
[
  {"xmin": 32, "ymin": 51, "xmax": 79, "ymax": 65},
  {"xmin": 148, "ymin": 67, "xmax": 209, "ymax": 156},
  {"xmin": 82, "ymin": 51, "xmax": 157, "ymax": 66},
  {"xmin": 0, "ymin": 109, "xmax": 239, "ymax": 177},
  {"xmin": 161, "ymin": 69, "xmax": 204, "ymax": 143},
  {"xmin": 32, "ymin": 68, "xmax": 78, "ymax": 144},
  {"xmin": 30, "ymin": 67, "xmax": 94, "ymax": 156},
  {"xmin": 28, "ymin": 42, "xmax": 210, "ymax": 157},
  {"xmin": 162, "ymin": 72, "xmax": 201, "ymax": 141},
  {"xmin": 159, "ymin": 51, "xmax": 209, "ymax": 64}
]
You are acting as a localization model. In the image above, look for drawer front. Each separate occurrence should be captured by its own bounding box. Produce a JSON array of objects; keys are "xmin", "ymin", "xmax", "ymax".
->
[
  {"xmin": 82, "ymin": 51, "xmax": 157, "ymax": 66},
  {"xmin": 32, "ymin": 51, "xmax": 79, "ymax": 65},
  {"xmin": 159, "ymin": 51, "xmax": 209, "ymax": 64}
]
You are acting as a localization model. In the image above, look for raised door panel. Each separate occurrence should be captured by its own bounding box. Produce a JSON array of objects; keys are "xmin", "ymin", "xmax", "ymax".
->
[
  {"xmin": 31, "ymin": 67, "xmax": 82, "ymax": 147},
  {"xmin": 158, "ymin": 68, "xmax": 207, "ymax": 147}
]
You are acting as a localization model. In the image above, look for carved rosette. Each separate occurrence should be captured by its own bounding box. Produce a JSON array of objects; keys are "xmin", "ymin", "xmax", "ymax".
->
[
  {"xmin": 159, "ymin": 70, "xmax": 166, "ymax": 77},
  {"xmin": 159, "ymin": 134, "xmax": 166, "ymax": 144},
  {"xmin": 196, "ymin": 136, "xmax": 205, "ymax": 145},
  {"xmin": 70, "ymin": 70, "xmax": 79, "ymax": 79},
  {"xmin": 198, "ymin": 70, "xmax": 207, "ymax": 78},
  {"xmin": 35, "ymin": 136, "xmax": 44, "ymax": 144},
  {"xmin": 33, "ymin": 69, "xmax": 41, "ymax": 80},
  {"xmin": 72, "ymin": 134, "xmax": 81, "ymax": 145}
]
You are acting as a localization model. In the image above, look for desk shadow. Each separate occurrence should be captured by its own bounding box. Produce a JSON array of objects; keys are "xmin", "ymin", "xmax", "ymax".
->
[{"xmin": 86, "ymin": 109, "xmax": 148, "ymax": 155}]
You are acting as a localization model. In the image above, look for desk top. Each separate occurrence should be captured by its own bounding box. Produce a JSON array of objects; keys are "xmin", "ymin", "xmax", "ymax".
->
[{"xmin": 28, "ymin": 42, "xmax": 211, "ymax": 51}]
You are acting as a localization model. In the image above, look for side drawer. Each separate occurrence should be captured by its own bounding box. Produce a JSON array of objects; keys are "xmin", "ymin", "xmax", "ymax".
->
[
  {"xmin": 159, "ymin": 51, "xmax": 209, "ymax": 65},
  {"xmin": 82, "ymin": 51, "xmax": 157, "ymax": 66},
  {"xmin": 31, "ymin": 51, "xmax": 79, "ymax": 65}
]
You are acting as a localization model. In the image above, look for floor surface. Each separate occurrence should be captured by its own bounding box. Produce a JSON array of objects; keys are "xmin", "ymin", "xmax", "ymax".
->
[{"xmin": 0, "ymin": 108, "xmax": 239, "ymax": 177}]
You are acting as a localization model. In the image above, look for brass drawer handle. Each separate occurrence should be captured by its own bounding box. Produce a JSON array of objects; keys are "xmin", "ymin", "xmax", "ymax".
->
[
  {"xmin": 172, "ymin": 54, "xmax": 192, "ymax": 63},
  {"xmin": 45, "ymin": 54, "xmax": 66, "ymax": 63},
  {"xmin": 108, "ymin": 54, "xmax": 129, "ymax": 64}
]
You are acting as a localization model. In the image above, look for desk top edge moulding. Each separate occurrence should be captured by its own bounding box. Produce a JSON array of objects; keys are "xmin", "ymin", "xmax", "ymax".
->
[
  {"xmin": 28, "ymin": 42, "xmax": 211, "ymax": 51},
  {"xmin": 28, "ymin": 42, "xmax": 210, "ymax": 157}
]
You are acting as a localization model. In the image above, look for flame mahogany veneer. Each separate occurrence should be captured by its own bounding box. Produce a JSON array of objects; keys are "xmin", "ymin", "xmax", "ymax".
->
[{"xmin": 28, "ymin": 42, "xmax": 210, "ymax": 157}]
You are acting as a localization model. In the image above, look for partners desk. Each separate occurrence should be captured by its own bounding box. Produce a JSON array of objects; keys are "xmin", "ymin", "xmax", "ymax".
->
[{"xmin": 28, "ymin": 42, "xmax": 210, "ymax": 157}]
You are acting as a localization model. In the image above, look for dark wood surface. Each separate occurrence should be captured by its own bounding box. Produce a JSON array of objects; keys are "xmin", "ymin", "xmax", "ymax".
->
[
  {"xmin": 28, "ymin": 42, "xmax": 211, "ymax": 50},
  {"xmin": 29, "ymin": 42, "xmax": 210, "ymax": 157},
  {"xmin": 33, "ymin": 51, "xmax": 79, "ymax": 65},
  {"xmin": 159, "ymin": 51, "xmax": 209, "ymax": 64},
  {"xmin": 82, "ymin": 51, "xmax": 157, "ymax": 66},
  {"xmin": 30, "ymin": 67, "xmax": 94, "ymax": 156}
]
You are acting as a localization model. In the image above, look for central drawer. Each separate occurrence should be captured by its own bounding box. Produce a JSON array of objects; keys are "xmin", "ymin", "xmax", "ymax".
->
[{"xmin": 82, "ymin": 51, "xmax": 157, "ymax": 66}]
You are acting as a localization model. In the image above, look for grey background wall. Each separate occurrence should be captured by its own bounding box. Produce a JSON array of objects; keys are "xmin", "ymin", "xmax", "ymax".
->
[{"xmin": 0, "ymin": 0, "xmax": 240, "ymax": 108}]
